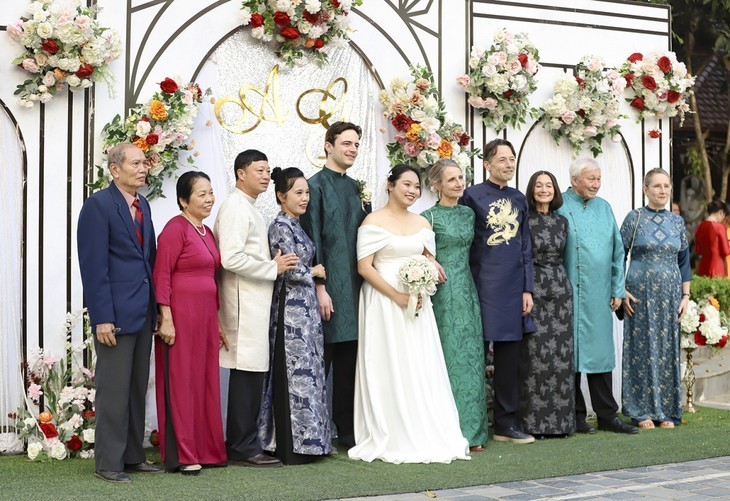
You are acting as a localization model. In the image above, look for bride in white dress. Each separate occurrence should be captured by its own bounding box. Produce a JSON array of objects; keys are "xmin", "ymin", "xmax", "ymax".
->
[{"xmin": 348, "ymin": 164, "xmax": 470, "ymax": 464}]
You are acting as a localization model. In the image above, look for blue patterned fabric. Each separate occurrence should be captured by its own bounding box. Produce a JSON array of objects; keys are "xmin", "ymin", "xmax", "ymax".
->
[{"xmin": 620, "ymin": 207, "xmax": 690, "ymax": 424}]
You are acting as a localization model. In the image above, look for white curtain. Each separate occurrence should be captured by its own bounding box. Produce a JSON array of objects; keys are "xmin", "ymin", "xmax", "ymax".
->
[{"xmin": 0, "ymin": 106, "xmax": 25, "ymax": 453}]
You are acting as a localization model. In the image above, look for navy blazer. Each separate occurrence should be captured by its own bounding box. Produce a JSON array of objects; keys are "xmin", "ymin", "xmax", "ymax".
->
[{"xmin": 77, "ymin": 182, "xmax": 156, "ymax": 334}]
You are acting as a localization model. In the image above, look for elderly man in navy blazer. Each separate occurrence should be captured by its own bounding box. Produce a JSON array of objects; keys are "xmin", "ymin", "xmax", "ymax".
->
[{"xmin": 77, "ymin": 143, "xmax": 162, "ymax": 483}]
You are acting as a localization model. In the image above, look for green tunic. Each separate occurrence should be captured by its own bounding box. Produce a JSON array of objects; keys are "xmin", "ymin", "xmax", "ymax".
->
[
  {"xmin": 421, "ymin": 204, "xmax": 489, "ymax": 446},
  {"xmin": 301, "ymin": 167, "xmax": 368, "ymax": 344}
]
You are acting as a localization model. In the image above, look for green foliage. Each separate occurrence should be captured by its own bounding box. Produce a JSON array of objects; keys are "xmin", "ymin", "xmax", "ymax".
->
[{"xmin": 690, "ymin": 275, "xmax": 730, "ymax": 311}]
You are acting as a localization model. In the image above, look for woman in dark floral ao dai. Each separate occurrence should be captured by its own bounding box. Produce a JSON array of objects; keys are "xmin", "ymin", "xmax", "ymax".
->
[
  {"xmin": 259, "ymin": 167, "xmax": 331, "ymax": 464},
  {"xmin": 517, "ymin": 171, "xmax": 575, "ymax": 437},
  {"xmin": 621, "ymin": 168, "xmax": 691, "ymax": 429}
]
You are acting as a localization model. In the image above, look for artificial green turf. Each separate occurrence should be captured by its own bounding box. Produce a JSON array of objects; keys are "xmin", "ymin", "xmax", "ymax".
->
[{"xmin": 1, "ymin": 407, "xmax": 729, "ymax": 500}]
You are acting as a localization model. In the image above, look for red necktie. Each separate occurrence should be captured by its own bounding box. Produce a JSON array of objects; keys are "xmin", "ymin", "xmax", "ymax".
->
[{"xmin": 132, "ymin": 199, "xmax": 144, "ymax": 247}]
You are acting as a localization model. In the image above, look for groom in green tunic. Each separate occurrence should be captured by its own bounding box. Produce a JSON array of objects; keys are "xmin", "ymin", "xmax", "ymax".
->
[
  {"xmin": 557, "ymin": 158, "xmax": 637, "ymax": 435},
  {"xmin": 301, "ymin": 122, "xmax": 369, "ymax": 448}
]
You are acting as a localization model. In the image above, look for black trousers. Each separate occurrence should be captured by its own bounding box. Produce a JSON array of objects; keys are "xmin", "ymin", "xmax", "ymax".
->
[
  {"xmin": 324, "ymin": 340, "xmax": 357, "ymax": 447},
  {"xmin": 492, "ymin": 340, "xmax": 522, "ymax": 432},
  {"xmin": 575, "ymin": 371, "xmax": 619, "ymax": 424},
  {"xmin": 226, "ymin": 369, "xmax": 265, "ymax": 460},
  {"xmin": 94, "ymin": 301, "xmax": 154, "ymax": 472}
]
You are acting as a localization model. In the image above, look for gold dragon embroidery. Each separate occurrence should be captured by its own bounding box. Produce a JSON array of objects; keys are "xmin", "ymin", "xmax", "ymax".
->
[{"xmin": 486, "ymin": 198, "xmax": 519, "ymax": 245}]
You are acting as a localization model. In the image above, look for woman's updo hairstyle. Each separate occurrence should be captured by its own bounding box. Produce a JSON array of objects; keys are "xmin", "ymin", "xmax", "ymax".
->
[
  {"xmin": 707, "ymin": 198, "xmax": 728, "ymax": 216},
  {"xmin": 386, "ymin": 164, "xmax": 421, "ymax": 194},
  {"xmin": 271, "ymin": 167, "xmax": 305, "ymax": 205}
]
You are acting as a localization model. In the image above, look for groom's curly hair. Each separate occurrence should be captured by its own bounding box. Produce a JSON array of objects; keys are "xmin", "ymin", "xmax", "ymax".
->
[{"xmin": 324, "ymin": 121, "xmax": 362, "ymax": 155}]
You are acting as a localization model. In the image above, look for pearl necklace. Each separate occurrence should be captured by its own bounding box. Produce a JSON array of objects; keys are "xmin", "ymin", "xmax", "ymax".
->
[{"xmin": 181, "ymin": 212, "xmax": 206, "ymax": 237}]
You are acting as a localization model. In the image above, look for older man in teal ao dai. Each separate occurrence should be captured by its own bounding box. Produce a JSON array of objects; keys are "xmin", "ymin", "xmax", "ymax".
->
[{"xmin": 557, "ymin": 158, "xmax": 637, "ymax": 435}]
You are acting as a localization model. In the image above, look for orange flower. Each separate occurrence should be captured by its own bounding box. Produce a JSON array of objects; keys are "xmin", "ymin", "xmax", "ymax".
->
[
  {"xmin": 38, "ymin": 411, "xmax": 53, "ymax": 424},
  {"xmin": 709, "ymin": 296, "xmax": 720, "ymax": 310},
  {"xmin": 134, "ymin": 137, "xmax": 150, "ymax": 152},
  {"xmin": 437, "ymin": 139, "xmax": 453, "ymax": 158},
  {"xmin": 54, "ymin": 68, "xmax": 66, "ymax": 81},
  {"xmin": 148, "ymin": 100, "xmax": 167, "ymax": 121},
  {"xmin": 405, "ymin": 123, "xmax": 422, "ymax": 142}
]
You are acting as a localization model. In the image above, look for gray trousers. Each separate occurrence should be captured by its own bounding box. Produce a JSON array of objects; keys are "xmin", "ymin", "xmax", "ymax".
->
[{"xmin": 93, "ymin": 303, "xmax": 154, "ymax": 472}]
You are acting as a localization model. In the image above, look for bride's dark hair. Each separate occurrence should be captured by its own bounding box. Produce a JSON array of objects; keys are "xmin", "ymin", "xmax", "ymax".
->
[
  {"xmin": 271, "ymin": 167, "xmax": 305, "ymax": 205},
  {"xmin": 386, "ymin": 164, "xmax": 421, "ymax": 194}
]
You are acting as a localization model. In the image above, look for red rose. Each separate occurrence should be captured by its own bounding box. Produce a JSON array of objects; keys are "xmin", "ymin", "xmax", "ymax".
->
[
  {"xmin": 67, "ymin": 435, "xmax": 82, "ymax": 452},
  {"xmin": 331, "ymin": 0, "xmax": 341, "ymax": 7},
  {"xmin": 624, "ymin": 73, "xmax": 635, "ymax": 86},
  {"xmin": 459, "ymin": 133, "xmax": 471, "ymax": 147},
  {"xmin": 280, "ymin": 27, "xmax": 300, "ymax": 39},
  {"xmin": 719, "ymin": 336, "xmax": 729, "ymax": 348},
  {"xmin": 627, "ymin": 52, "xmax": 643, "ymax": 63},
  {"xmin": 313, "ymin": 38, "xmax": 325, "ymax": 50},
  {"xmin": 303, "ymin": 10, "xmax": 319, "ymax": 23},
  {"xmin": 391, "ymin": 114, "xmax": 413, "ymax": 132},
  {"xmin": 42, "ymin": 39, "xmax": 60, "ymax": 55},
  {"xmin": 694, "ymin": 331, "xmax": 707, "ymax": 346},
  {"xmin": 641, "ymin": 75, "xmax": 657, "ymax": 91},
  {"xmin": 657, "ymin": 56, "xmax": 672, "ymax": 73},
  {"xmin": 648, "ymin": 129, "xmax": 661, "ymax": 139},
  {"xmin": 575, "ymin": 77, "xmax": 585, "ymax": 89},
  {"xmin": 40, "ymin": 423, "xmax": 58, "ymax": 439},
  {"xmin": 630, "ymin": 97, "xmax": 645, "ymax": 111},
  {"xmin": 82, "ymin": 410, "xmax": 95, "ymax": 419},
  {"xmin": 576, "ymin": 109, "xmax": 586, "ymax": 118},
  {"xmin": 139, "ymin": 117, "xmax": 150, "ymax": 122},
  {"xmin": 250, "ymin": 13, "xmax": 264, "ymax": 28},
  {"xmin": 76, "ymin": 64, "xmax": 94, "ymax": 79},
  {"xmin": 667, "ymin": 90, "xmax": 681, "ymax": 104},
  {"xmin": 160, "ymin": 77, "xmax": 178, "ymax": 94},
  {"xmin": 503, "ymin": 90, "xmax": 514, "ymax": 99},
  {"xmin": 149, "ymin": 429, "xmax": 160, "ymax": 448},
  {"xmin": 699, "ymin": 313, "xmax": 706, "ymax": 322},
  {"xmin": 518, "ymin": 53, "xmax": 528, "ymax": 68},
  {"xmin": 273, "ymin": 11, "xmax": 290, "ymax": 27},
  {"xmin": 146, "ymin": 133, "xmax": 159, "ymax": 145}
]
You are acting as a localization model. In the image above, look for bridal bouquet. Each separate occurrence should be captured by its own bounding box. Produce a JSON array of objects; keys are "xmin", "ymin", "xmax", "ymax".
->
[
  {"xmin": 14, "ymin": 310, "xmax": 96, "ymax": 461},
  {"xmin": 93, "ymin": 77, "xmax": 209, "ymax": 200},
  {"xmin": 680, "ymin": 297, "xmax": 729, "ymax": 349},
  {"xmin": 7, "ymin": 1, "xmax": 120, "ymax": 108},
  {"xmin": 619, "ymin": 51, "xmax": 695, "ymax": 125},
  {"xmin": 380, "ymin": 65, "xmax": 477, "ymax": 181},
  {"xmin": 398, "ymin": 255, "xmax": 439, "ymax": 319},
  {"xmin": 540, "ymin": 55, "xmax": 625, "ymax": 157},
  {"xmin": 458, "ymin": 28, "xmax": 540, "ymax": 132},
  {"xmin": 240, "ymin": 0, "xmax": 362, "ymax": 67}
]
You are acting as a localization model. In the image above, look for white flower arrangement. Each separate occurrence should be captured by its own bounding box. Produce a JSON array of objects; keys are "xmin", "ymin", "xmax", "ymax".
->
[
  {"xmin": 539, "ymin": 55, "xmax": 625, "ymax": 157},
  {"xmin": 397, "ymin": 254, "xmax": 439, "ymax": 318},
  {"xmin": 619, "ymin": 50, "xmax": 695, "ymax": 125},
  {"xmin": 240, "ymin": 0, "xmax": 362, "ymax": 67},
  {"xmin": 6, "ymin": 0, "xmax": 121, "ymax": 108},
  {"xmin": 458, "ymin": 28, "xmax": 540, "ymax": 132},
  {"xmin": 13, "ymin": 309, "xmax": 97, "ymax": 461},
  {"xmin": 681, "ymin": 297, "xmax": 729, "ymax": 349}
]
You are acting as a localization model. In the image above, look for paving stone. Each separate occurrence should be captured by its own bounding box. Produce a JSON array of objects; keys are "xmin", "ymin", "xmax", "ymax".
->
[
  {"xmin": 693, "ymin": 487, "xmax": 730, "ymax": 497},
  {"xmin": 430, "ymin": 489, "xmax": 474, "ymax": 497},
  {"xmin": 496, "ymin": 481, "xmax": 539, "ymax": 489},
  {"xmin": 601, "ymin": 470, "xmax": 646, "ymax": 479},
  {"xmin": 661, "ymin": 482, "xmax": 708, "ymax": 491},
  {"xmin": 459, "ymin": 486, "xmax": 522, "ymax": 497},
  {"xmin": 499, "ymin": 494, "xmax": 542, "ymax": 501}
]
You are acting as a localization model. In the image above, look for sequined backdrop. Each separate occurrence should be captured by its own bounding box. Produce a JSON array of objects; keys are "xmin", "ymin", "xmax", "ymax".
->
[{"xmin": 211, "ymin": 32, "xmax": 383, "ymax": 223}]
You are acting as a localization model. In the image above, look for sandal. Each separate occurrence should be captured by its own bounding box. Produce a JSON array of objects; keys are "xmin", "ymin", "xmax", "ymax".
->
[
  {"xmin": 659, "ymin": 421, "xmax": 675, "ymax": 429},
  {"xmin": 636, "ymin": 419, "xmax": 655, "ymax": 429}
]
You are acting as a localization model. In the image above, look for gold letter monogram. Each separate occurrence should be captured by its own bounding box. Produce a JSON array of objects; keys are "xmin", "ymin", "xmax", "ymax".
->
[{"xmin": 296, "ymin": 77, "xmax": 349, "ymax": 128}]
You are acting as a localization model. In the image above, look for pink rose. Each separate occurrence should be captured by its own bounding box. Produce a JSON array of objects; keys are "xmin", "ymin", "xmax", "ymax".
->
[
  {"xmin": 7, "ymin": 22, "xmax": 23, "ymax": 40},
  {"xmin": 426, "ymin": 133, "xmax": 441, "ymax": 149},
  {"xmin": 467, "ymin": 95, "xmax": 486, "ymax": 109},
  {"xmin": 74, "ymin": 15, "xmax": 92, "ymax": 31},
  {"xmin": 456, "ymin": 74, "xmax": 471, "ymax": 88},
  {"xmin": 403, "ymin": 141, "xmax": 422, "ymax": 158},
  {"xmin": 21, "ymin": 58, "xmax": 40, "ymax": 73},
  {"xmin": 483, "ymin": 97, "xmax": 498, "ymax": 110},
  {"xmin": 561, "ymin": 111, "xmax": 577, "ymax": 124},
  {"xmin": 583, "ymin": 125, "xmax": 598, "ymax": 137}
]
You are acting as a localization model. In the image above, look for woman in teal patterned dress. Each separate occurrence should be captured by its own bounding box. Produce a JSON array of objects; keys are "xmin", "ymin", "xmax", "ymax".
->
[
  {"xmin": 620, "ymin": 168, "xmax": 691, "ymax": 429},
  {"xmin": 422, "ymin": 159, "xmax": 488, "ymax": 450}
]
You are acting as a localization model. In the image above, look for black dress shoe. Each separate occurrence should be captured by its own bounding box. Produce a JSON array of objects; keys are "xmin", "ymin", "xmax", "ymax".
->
[
  {"xmin": 95, "ymin": 470, "xmax": 131, "ymax": 483},
  {"xmin": 493, "ymin": 427, "xmax": 535, "ymax": 444},
  {"xmin": 576, "ymin": 421, "xmax": 596, "ymax": 434},
  {"xmin": 124, "ymin": 462, "xmax": 163, "ymax": 473},
  {"xmin": 229, "ymin": 453, "xmax": 283, "ymax": 468},
  {"xmin": 598, "ymin": 416, "xmax": 639, "ymax": 434}
]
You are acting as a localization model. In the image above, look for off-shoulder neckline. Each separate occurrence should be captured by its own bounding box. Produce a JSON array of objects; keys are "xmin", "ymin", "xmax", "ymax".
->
[{"xmin": 359, "ymin": 225, "xmax": 433, "ymax": 237}]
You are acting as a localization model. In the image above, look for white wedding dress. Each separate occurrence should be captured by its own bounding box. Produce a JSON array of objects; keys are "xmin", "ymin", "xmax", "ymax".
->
[{"xmin": 348, "ymin": 225, "xmax": 470, "ymax": 464}]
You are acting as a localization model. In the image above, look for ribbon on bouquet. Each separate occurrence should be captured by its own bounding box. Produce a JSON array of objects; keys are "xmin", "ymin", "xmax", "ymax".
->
[{"xmin": 405, "ymin": 288, "xmax": 431, "ymax": 319}]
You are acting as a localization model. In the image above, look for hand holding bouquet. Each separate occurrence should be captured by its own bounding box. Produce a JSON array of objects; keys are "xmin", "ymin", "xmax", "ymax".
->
[{"xmin": 397, "ymin": 255, "xmax": 439, "ymax": 318}]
